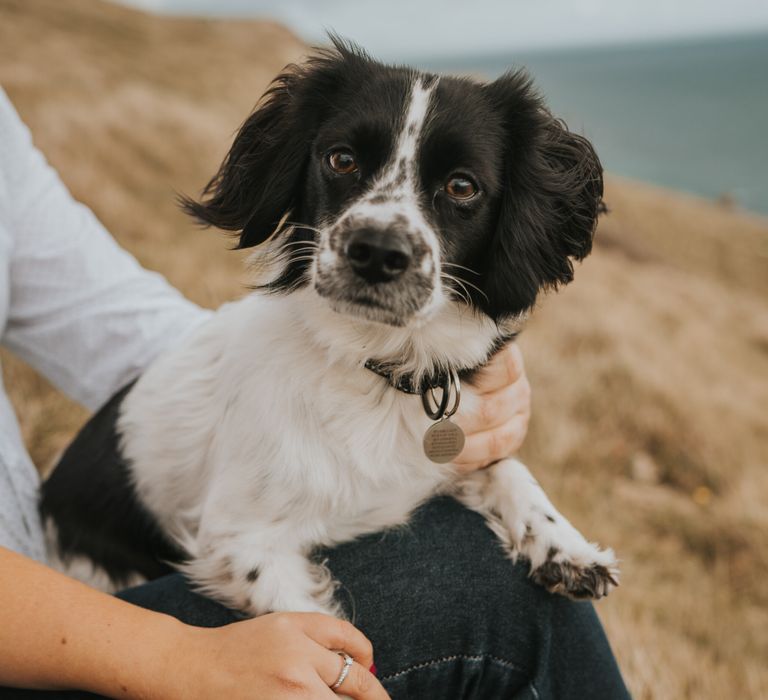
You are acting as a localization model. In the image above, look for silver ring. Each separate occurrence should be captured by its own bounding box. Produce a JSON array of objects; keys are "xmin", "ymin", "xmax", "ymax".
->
[
  {"xmin": 422, "ymin": 380, "xmax": 450, "ymax": 420},
  {"xmin": 443, "ymin": 368, "xmax": 462, "ymax": 419},
  {"xmin": 331, "ymin": 651, "xmax": 354, "ymax": 690}
]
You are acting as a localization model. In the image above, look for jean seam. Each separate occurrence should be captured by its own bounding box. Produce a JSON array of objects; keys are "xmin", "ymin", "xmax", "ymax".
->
[{"xmin": 380, "ymin": 653, "xmax": 528, "ymax": 682}]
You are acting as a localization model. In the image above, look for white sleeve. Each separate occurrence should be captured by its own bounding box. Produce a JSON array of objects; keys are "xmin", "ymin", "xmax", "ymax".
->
[{"xmin": 0, "ymin": 89, "xmax": 212, "ymax": 411}]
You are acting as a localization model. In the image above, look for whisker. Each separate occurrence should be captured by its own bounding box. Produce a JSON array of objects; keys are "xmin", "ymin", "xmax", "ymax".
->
[
  {"xmin": 453, "ymin": 289, "xmax": 471, "ymax": 307},
  {"xmin": 281, "ymin": 239, "xmax": 319, "ymax": 249},
  {"xmin": 440, "ymin": 273, "xmax": 471, "ymax": 306},
  {"xmin": 282, "ymin": 220, "xmax": 324, "ymax": 234},
  {"xmin": 264, "ymin": 247, "xmax": 318, "ymax": 264},
  {"xmin": 442, "ymin": 262, "xmax": 481, "ymax": 277},
  {"xmin": 450, "ymin": 275, "xmax": 488, "ymax": 302},
  {"xmin": 451, "ymin": 289, "xmax": 470, "ymax": 306},
  {"xmin": 281, "ymin": 252, "xmax": 316, "ymax": 260},
  {"xmin": 440, "ymin": 271, "xmax": 487, "ymax": 303}
]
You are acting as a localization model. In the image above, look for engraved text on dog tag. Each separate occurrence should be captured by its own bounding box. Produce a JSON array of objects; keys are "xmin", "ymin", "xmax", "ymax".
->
[{"xmin": 423, "ymin": 418, "xmax": 465, "ymax": 463}]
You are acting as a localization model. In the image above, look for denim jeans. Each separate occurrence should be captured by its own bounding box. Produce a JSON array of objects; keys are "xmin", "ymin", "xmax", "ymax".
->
[{"xmin": 1, "ymin": 497, "xmax": 630, "ymax": 699}]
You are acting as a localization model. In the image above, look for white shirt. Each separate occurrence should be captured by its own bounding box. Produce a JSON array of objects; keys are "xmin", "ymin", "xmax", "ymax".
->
[{"xmin": 0, "ymin": 88, "xmax": 211, "ymax": 561}]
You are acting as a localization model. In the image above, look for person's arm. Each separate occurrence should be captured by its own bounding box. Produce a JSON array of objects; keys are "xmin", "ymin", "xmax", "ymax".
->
[
  {"xmin": 0, "ymin": 547, "xmax": 387, "ymax": 699},
  {"xmin": 0, "ymin": 88, "xmax": 210, "ymax": 412}
]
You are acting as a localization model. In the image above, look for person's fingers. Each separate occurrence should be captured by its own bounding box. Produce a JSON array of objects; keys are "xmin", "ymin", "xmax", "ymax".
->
[
  {"xmin": 298, "ymin": 614, "xmax": 374, "ymax": 669},
  {"xmin": 452, "ymin": 460, "xmax": 488, "ymax": 475},
  {"xmin": 453, "ymin": 377, "xmax": 530, "ymax": 436},
  {"xmin": 453, "ymin": 413, "xmax": 529, "ymax": 468},
  {"xmin": 466, "ymin": 342, "xmax": 525, "ymax": 394},
  {"xmin": 334, "ymin": 661, "xmax": 390, "ymax": 699},
  {"xmin": 314, "ymin": 651, "xmax": 390, "ymax": 700}
]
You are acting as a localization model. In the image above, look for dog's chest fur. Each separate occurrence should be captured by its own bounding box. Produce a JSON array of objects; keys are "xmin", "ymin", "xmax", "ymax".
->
[{"xmin": 119, "ymin": 289, "xmax": 493, "ymax": 550}]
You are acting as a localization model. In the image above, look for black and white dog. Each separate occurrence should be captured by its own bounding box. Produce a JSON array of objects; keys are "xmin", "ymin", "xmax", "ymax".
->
[{"xmin": 42, "ymin": 39, "xmax": 617, "ymax": 616}]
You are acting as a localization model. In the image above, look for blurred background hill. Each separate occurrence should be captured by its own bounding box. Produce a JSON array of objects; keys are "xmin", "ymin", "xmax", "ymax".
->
[{"xmin": 1, "ymin": 1, "xmax": 767, "ymax": 698}]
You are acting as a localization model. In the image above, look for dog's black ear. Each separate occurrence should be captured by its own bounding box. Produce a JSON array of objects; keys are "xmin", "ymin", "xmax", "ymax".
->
[
  {"xmin": 481, "ymin": 70, "xmax": 603, "ymax": 317},
  {"xmin": 181, "ymin": 37, "xmax": 367, "ymax": 249}
]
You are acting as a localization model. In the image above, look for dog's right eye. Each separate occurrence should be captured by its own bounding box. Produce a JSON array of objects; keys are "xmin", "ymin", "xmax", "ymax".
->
[
  {"xmin": 445, "ymin": 174, "xmax": 479, "ymax": 200},
  {"xmin": 327, "ymin": 149, "xmax": 359, "ymax": 175}
]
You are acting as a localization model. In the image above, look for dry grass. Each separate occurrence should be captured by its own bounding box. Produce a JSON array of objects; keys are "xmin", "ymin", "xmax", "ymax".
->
[{"xmin": 2, "ymin": 1, "xmax": 767, "ymax": 697}]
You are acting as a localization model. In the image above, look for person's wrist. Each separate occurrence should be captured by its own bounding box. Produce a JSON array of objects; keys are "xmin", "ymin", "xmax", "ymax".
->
[
  {"xmin": 58, "ymin": 608, "xmax": 188, "ymax": 699},
  {"xmin": 153, "ymin": 619, "xmax": 255, "ymax": 700},
  {"xmin": 127, "ymin": 613, "xmax": 194, "ymax": 700}
]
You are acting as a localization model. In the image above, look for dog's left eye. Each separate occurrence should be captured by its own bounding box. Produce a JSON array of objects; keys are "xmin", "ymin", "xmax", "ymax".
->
[
  {"xmin": 327, "ymin": 149, "xmax": 359, "ymax": 175},
  {"xmin": 445, "ymin": 175, "xmax": 478, "ymax": 200}
]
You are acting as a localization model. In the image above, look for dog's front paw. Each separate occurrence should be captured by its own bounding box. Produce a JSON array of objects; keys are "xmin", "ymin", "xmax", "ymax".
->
[
  {"xmin": 491, "ymin": 510, "xmax": 620, "ymax": 600},
  {"xmin": 495, "ymin": 501, "xmax": 620, "ymax": 600},
  {"xmin": 457, "ymin": 459, "xmax": 620, "ymax": 601},
  {"xmin": 530, "ymin": 544, "xmax": 619, "ymax": 600}
]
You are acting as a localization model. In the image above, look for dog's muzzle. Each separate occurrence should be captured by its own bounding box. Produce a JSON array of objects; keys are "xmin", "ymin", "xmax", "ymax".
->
[{"xmin": 314, "ymin": 211, "xmax": 438, "ymax": 325}]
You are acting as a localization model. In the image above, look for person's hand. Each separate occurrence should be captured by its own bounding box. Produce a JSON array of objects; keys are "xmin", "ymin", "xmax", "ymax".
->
[
  {"xmin": 453, "ymin": 343, "xmax": 531, "ymax": 473},
  {"xmin": 171, "ymin": 612, "xmax": 389, "ymax": 700}
]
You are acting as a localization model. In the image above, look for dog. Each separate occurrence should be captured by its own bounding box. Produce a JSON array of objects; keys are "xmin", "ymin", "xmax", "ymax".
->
[{"xmin": 41, "ymin": 38, "xmax": 618, "ymax": 617}]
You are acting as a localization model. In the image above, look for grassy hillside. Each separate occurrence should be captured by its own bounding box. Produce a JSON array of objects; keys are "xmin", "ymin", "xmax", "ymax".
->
[{"xmin": 2, "ymin": 1, "xmax": 767, "ymax": 697}]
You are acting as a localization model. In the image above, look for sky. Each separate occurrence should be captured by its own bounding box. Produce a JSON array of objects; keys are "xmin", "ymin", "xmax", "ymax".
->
[{"xmin": 112, "ymin": 0, "xmax": 768, "ymax": 59}]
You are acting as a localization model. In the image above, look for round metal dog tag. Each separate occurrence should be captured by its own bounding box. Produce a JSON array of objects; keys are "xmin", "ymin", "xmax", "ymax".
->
[{"xmin": 423, "ymin": 419, "xmax": 465, "ymax": 464}]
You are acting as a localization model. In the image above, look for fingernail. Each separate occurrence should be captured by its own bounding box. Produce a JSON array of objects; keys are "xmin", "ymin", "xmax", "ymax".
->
[{"xmin": 369, "ymin": 663, "xmax": 378, "ymax": 676}]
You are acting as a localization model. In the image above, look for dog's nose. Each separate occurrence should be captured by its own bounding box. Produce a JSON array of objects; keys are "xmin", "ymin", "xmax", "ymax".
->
[{"xmin": 345, "ymin": 229, "xmax": 412, "ymax": 283}]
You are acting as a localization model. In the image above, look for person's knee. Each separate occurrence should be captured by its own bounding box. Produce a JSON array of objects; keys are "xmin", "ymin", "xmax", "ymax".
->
[{"xmin": 324, "ymin": 497, "xmax": 548, "ymax": 675}]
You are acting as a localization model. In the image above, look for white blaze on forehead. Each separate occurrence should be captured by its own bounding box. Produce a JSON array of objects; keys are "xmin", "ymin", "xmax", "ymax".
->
[
  {"xmin": 338, "ymin": 74, "xmax": 439, "ymax": 227},
  {"xmin": 377, "ymin": 76, "xmax": 437, "ymax": 190}
]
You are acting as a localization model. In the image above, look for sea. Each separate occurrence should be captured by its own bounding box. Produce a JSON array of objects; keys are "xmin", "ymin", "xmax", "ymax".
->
[{"xmin": 418, "ymin": 33, "xmax": 768, "ymax": 216}]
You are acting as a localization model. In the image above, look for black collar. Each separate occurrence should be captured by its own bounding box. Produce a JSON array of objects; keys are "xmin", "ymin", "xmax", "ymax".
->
[
  {"xmin": 364, "ymin": 333, "xmax": 517, "ymax": 395},
  {"xmin": 364, "ymin": 359, "xmax": 451, "ymax": 395}
]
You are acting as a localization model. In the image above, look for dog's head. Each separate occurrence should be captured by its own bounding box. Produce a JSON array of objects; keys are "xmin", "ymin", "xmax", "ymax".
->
[{"xmin": 183, "ymin": 38, "xmax": 602, "ymax": 329}]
